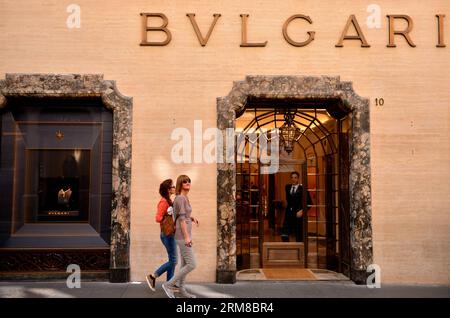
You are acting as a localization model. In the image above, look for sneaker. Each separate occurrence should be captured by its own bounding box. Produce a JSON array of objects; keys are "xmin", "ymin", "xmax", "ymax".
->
[
  {"xmin": 162, "ymin": 282, "xmax": 176, "ymax": 298},
  {"xmin": 145, "ymin": 274, "xmax": 156, "ymax": 291},
  {"xmin": 177, "ymin": 288, "xmax": 197, "ymax": 298}
]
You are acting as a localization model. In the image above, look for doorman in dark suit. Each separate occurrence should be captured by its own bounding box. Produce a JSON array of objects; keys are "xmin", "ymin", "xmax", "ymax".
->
[{"xmin": 281, "ymin": 171, "xmax": 312, "ymax": 242}]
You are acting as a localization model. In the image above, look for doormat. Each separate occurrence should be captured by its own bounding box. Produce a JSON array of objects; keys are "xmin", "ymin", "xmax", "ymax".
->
[
  {"xmin": 237, "ymin": 268, "xmax": 348, "ymax": 281},
  {"xmin": 262, "ymin": 268, "xmax": 316, "ymax": 280}
]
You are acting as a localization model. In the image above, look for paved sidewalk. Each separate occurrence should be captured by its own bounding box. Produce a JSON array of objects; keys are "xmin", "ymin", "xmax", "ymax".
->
[{"xmin": 0, "ymin": 280, "xmax": 449, "ymax": 298}]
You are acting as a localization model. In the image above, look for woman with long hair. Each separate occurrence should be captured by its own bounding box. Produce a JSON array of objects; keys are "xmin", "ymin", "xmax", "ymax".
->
[
  {"xmin": 145, "ymin": 179, "xmax": 177, "ymax": 291},
  {"xmin": 162, "ymin": 174, "xmax": 199, "ymax": 298}
]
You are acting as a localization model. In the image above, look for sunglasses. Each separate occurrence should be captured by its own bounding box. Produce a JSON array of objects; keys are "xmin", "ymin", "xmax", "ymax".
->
[{"xmin": 182, "ymin": 179, "xmax": 191, "ymax": 184}]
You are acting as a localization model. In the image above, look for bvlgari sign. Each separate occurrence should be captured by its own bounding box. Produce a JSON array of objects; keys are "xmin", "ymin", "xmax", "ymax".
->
[{"xmin": 139, "ymin": 13, "xmax": 446, "ymax": 48}]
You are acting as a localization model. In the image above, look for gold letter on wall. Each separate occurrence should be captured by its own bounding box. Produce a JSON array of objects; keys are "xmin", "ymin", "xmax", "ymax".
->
[
  {"xmin": 187, "ymin": 13, "xmax": 221, "ymax": 46},
  {"xmin": 336, "ymin": 15, "xmax": 370, "ymax": 47},
  {"xmin": 386, "ymin": 15, "xmax": 416, "ymax": 47},
  {"xmin": 282, "ymin": 14, "xmax": 315, "ymax": 47},
  {"xmin": 140, "ymin": 13, "xmax": 172, "ymax": 46},
  {"xmin": 436, "ymin": 14, "xmax": 446, "ymax": 47},
  {"xmin": 240, "ymin": 14, "xmax": 268, "ymax": 47}
]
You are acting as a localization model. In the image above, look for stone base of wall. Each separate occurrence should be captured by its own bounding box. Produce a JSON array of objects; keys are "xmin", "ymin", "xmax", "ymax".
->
[
  {"xmin": 350, "ymin": 269, "xmax": 370, "ymax": 285},
  {"xmin": 216, "ymin": 270, "xmax": 236, "ymax": 284},
  {"xmin": 110, "ymin": 268, "xmax": 130, "ymax": 283}
]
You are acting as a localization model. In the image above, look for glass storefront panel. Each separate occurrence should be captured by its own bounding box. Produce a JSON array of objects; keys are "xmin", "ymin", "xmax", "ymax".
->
[{"xmin": 26, "ymin": 149, "xmax": 90, "ymax": 222}]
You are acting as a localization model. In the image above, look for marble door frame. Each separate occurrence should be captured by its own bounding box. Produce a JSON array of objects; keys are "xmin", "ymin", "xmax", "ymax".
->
[{"xmin": 216, "ymin": 75, "xmax": 372, "ymax": 284}]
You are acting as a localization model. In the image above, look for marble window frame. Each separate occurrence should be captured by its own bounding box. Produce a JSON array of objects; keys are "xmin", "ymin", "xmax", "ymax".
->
[{"xmin": 0, "ymin": 74, "xmax": 132, "ymax": 282}]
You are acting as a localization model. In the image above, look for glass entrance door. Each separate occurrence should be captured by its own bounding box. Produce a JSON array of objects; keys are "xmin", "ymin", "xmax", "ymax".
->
[
  {"xmin": 235, "ymin": 106, "xmax": 349, "ymax": 273},
  {"xmin": 236, "ymin": 148, "xmax": 263, "ymax": 269}
]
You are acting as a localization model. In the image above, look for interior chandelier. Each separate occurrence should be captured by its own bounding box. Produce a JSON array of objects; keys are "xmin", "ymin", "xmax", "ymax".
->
[{"xmin": 279, "ymin": 109, "xmax": 301, "ymax": 154}]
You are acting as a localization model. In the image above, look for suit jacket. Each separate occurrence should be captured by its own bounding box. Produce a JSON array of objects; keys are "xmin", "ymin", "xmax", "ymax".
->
[{"xmin": 285, "ymin": 183, "xmax": 312, "ymax": 214}]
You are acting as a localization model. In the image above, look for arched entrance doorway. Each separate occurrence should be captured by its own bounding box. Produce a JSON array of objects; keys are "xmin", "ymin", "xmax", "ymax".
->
[
  {"xmin": 235, "ymin": 106, "xmax": 349, "ymax": 273},
  {"xmin": 216, "ymin": 76, "xmax": 372, "ymax": 284}
]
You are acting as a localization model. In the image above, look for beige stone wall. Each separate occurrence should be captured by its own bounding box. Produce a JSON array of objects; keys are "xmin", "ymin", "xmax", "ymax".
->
[{"xmin": 1, "ymin": 0, "xmax": 449, "ymax": 284}]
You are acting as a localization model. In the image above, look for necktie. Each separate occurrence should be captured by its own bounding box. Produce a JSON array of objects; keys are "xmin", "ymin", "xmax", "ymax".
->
[{"xmin": 291, "ymin": 185, "xmax": 296, "ymax": 195}]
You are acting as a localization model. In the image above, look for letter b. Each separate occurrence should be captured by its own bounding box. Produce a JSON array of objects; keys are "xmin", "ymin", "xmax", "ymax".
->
[{"xmin": 140, "ymin": 13, "xmax": 172, "ymax": 46}]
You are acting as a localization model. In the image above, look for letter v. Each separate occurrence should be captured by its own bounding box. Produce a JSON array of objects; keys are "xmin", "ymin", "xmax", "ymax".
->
[{"xmin": 187, "ymin": 13, "xmax": 221, "ymax": 46}]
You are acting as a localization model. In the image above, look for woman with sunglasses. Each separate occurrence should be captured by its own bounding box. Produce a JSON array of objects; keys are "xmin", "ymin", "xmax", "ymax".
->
[
  {"xmin": 162, "ymin": 175, "xmax": 199, "ymax": 298},
  {"xmin": 145, "ymin": 179, "xmax": 178, "ymax": 291}
]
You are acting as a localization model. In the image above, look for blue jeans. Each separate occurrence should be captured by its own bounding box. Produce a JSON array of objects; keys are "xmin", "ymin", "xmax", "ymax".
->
[{"xmin": 154, "ymin": 232, "xmax": 177, "ymax": 280}]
